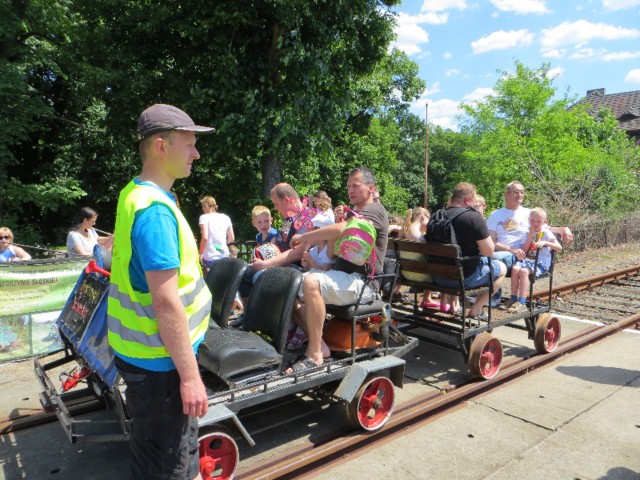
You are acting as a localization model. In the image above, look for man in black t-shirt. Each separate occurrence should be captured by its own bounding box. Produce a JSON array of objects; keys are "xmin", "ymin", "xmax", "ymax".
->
[
  {"xmin": 433, "ymin": 182, "xmax": 506, "ymax": 320},
  {"xmin": 287, "ymin": 167, "xmax": 388, "ymax": 372}
]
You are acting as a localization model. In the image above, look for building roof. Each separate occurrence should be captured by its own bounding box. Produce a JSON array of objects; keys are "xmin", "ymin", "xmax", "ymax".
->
[{"xmin": 576, "ymin": 89, "xmax": 640, "ymax": 144}]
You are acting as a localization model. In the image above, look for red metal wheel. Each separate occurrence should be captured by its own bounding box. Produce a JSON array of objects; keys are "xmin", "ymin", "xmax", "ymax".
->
[
  {"xmin": 534, "ymin": 313, "xmax": 561, "ymax": 354},
  {"xmin": 199, "ymin": 428, "xmax": 239, "ymax": 480},
  {"xmin": 468, "ymin": 332, "xmax": 503, "ymax": 380},
  {"xmin": 346, "ymin": 376, "xmax": 395, "ymax": 432}
]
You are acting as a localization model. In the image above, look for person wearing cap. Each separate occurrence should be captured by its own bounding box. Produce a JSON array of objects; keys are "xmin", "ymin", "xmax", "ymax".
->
[{"xmin": 107, "ymin": 104, "xmax": 214, "ymax": 480}]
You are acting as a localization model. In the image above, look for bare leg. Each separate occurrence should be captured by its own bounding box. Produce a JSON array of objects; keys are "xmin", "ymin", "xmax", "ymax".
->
[
  {"xmin": 299, "ymin": 273, "xmax": 325, "ymax": 366},
  {"xmin": 518, "ymin": 268, "xmax": 531, "ymax": 299},
  {"xmin": 421, "ymin": 290, "xmax": 434, "ymax": 304},
  {"xmin": 510, "ymin": 265, "xmax": 521, "ymax": 296}
]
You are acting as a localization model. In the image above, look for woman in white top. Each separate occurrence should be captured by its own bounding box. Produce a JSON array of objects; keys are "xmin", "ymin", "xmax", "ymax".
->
[
  {"xmin": 312, "ymin": 190, "xmax": 335, "ymax": 222},
  {"xmin": 0, "ymin": 226, "xmax": 32, "ymax": 262},
  {"xmin": 199, "ymin": 196, "xmax": 235, "ymax": 271},
  {"xmin": 66, "ymin": 207, "xmax": 112, "ymax": 256}
]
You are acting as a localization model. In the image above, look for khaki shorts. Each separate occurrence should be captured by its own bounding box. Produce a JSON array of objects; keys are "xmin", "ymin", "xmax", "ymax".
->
[{"xmin": 299, "ymin": 269, "xmax": 377, "ymax": 305}]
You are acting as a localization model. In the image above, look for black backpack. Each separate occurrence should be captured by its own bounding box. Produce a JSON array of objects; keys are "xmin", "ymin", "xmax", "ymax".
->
[{"xmin": 426, "ymin": 207, "xmax": 472, "ymax": 245}]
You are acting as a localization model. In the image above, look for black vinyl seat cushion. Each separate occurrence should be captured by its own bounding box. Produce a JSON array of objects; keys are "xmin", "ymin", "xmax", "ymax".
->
[
  {"xmin": 198, "ymin": 267, "xmax": 302, "ymax": 383},
  {"xmin": 205, "ymin": 257, "xmax": 247, "ymax": 327},
  {"xmin": 197, "ymin": 325, "xmax": 282, "ymax": 380}
]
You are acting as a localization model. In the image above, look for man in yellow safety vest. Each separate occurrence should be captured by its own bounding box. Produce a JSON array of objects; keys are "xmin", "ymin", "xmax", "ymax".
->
[{"xmin": 107, "ymin": 104, "xmax": 214, "ymax": 480}]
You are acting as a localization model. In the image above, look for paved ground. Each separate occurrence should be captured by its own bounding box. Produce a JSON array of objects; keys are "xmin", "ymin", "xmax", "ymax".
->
[
  {"xmin": 309, "ymin": 327, "xmax": 640, "ymax": 480},
  {"xmin": 1, "ymin": 316, "xmax": 639, "ymax": 480}
]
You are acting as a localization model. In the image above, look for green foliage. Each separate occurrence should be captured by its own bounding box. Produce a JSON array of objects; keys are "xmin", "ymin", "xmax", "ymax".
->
[
  {"xmin": 1, "ymin": 0, "xmax": 426, "ymax": 245},
  {"xmin": 3, "ymin": 1, "xmax": 637, "ymax": 250},
  {"xmin": 459, "ymin": 60, "xmax": 640, "ymax": 222}
]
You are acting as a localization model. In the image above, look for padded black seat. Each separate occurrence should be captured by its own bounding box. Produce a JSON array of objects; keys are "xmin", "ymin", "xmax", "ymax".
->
[
  {"xmin": 326, "ymin": 300, "xmax": 387, "ymax": 318},
  {"xmin": 205, "ymin": 257, "xmax": 247, "ymax": 327},
  {"xmin": 198, "ymin": 267, "xmax": 302, "ymax": 384}
]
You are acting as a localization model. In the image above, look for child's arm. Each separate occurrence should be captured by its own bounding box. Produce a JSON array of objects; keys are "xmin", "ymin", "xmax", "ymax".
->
[
  {"xmin": 521, "ymin": 227, "xmax": 536, "ymax": 253},
  {"xmin": 534, "ymin": 235, "xmax": 562, "ymax": 252}
]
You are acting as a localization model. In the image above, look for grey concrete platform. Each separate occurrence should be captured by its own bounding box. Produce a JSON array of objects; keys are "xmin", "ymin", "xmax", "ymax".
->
[
  {"xmin": 310, "ymin": 329, "xmax": 640, "ymax": 480},
  {"xmin": 1, "ymin": 316, "xmax": 638, "ymax": 479}
]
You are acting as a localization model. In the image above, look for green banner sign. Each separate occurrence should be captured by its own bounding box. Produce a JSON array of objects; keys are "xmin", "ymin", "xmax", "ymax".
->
[{"xmin": 0, "ymin": 258, "xmax": 88, "ymax": 362}]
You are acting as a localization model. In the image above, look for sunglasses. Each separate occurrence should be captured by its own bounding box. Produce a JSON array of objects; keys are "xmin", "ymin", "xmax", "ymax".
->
[{"xmin": 0, "ymin": 235, "xmax": 11, "ymax": 240}]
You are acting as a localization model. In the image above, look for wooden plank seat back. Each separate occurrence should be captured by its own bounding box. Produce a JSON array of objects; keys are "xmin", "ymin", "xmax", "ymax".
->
[
  {"xmin": 204, "ymin": 257, "xmax": 248, "ymax": 327},
  {"xmin": 197, "ymin": 267, "xmax": 302, "ymax": 384},
  {"xmin": 393, "ymin": 239, "xmax": 491, "ymax": 298}
]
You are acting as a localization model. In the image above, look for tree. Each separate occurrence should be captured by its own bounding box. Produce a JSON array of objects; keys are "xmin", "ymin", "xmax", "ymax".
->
[
  {"xmin": 459, "ymin": 60, "xmax": 639, "ymax": 222},
  {"xmin": 0, "ymin": 0, "xmax": 87, "ymax": 246},
  {"xmin": 2, "ymin": 0, "xmax": 429, "ymax": 245}
]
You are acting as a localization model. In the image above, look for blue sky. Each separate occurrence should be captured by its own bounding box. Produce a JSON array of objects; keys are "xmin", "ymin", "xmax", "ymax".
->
[{"xmin": 390, "ymin": 0, "xmax": 640, "ymax": 130}]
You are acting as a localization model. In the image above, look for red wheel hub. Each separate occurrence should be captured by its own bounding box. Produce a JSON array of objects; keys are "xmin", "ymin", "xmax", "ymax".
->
[
  {"xmin": 356, "ymin": 377, "xmax": 394, "ymax": 430},
  {"xmin": 199, "ymin": 431, "xmax": 238, "ymax": 480},
  {"xmin": 479, "ymin": 338, "xmax": 502, "ymax": 378}
]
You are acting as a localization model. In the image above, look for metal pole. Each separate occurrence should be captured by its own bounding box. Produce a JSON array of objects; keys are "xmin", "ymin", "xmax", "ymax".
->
[{"xmin": 424, "ymin": 103, "xmax": 429, "ymax": 208}]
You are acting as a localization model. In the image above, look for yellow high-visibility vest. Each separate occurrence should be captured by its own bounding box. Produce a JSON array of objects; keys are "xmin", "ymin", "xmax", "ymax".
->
[{"xmin": 107, "ymin": 180, "xmax": 211, "ymax": 361}]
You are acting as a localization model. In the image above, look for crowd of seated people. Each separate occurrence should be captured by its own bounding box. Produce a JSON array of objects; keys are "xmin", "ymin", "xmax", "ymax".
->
[{"xmin": 217, "ymin": 175, "xmax": 572, "ymax": 371}]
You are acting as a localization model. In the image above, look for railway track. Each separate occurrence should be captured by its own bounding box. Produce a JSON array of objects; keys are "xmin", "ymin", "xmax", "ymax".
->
[
  {"xmin": 2, "ymin": 264, "xmax": 640, "ymax": 479},
  {"xmin": 236, "ymin": 265, "xmax": 640, "ymax": 479}
]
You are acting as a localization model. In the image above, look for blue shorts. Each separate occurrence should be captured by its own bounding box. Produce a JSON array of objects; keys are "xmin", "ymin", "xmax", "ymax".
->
[
  {"xmin": 514, "ymin": 258, "xmax": 548, "ymax": 278},
  {"xmin": 115, "ymin": 358, "xmax": 199, "ymax": 480},
  {"xmin": 434, "ymin": 257, "xmax": 503, "ymax": 290},
  {"xmin": 492, "ymin": 251, "xmax": 516, "ymax": 274}
]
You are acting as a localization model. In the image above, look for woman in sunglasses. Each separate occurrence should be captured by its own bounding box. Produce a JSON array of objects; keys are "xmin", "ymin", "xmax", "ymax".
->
[{"xmin": 0, "ymin": 227, "xmax": 32, "ymax": 262}]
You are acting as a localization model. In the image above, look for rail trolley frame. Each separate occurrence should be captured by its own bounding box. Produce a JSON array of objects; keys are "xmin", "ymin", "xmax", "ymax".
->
[{"xmin": 391, "ymin": 239, "xmax": 560, "ymax": 379}]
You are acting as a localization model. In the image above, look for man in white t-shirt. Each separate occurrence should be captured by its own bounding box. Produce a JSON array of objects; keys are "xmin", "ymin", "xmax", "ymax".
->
[{"xmin": 487, "ymin": 181, "xmax": 573, "ymax": 273}]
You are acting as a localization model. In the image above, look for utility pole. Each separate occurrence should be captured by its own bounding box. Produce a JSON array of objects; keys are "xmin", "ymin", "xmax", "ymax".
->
[{"xmin": 424, "ymin": 103, "xmax": 429, "ymax": 208}]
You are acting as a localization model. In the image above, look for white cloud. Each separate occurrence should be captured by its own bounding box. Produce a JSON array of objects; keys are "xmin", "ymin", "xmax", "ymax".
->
[
  {"xmin": 491, "ymin": 0, "xmax": 550, "ymax": 14},
  {"xmin": 391, "ymin": 12, "xmax": 449, "ymax": 56},
  {"xmin": 540, "ymin": 20, "xmax": 640, "ymax": 52},
  {"xmin": 602, "ymin": 50, "xmax": 640, "ymax": 61},
  {"xmin": 444, "ymin": 51, "xmax": 453, "ymax": 59},
  {"xmin": 463, "ymin": 87, "xmax": 496, "ymax": 103},
  {"xmin": 421, "ymin": 0, "xmax": 468, "ymax": 13},
  {"xmin": 426, "ymin": 82, "xmax": 443, "ymax": 95},
  {"xmin": 392, "ymin": 23, "xmax": 429, "ymax": 55},
  {"xmin": 568, "ymin": 47, "xmax": 608, "ymax": 60},
  {"xmin": 542, "ymin": 48, "xmax": 565, "ymax": 59},
  {"xmin": 446, "ymin": 69, "xmax": 461, "ymax": 77},
  {"xmin": 546, "ymin": 66, "xmax": 564, "ymax": 79},
  {"xmin": 471, "ymin": 29, "xmax": 534, "ymax": 54},
  {"xmin": 427, "ymin": 99, "xmax": 462, "ymax": 130},
  {"xmin": 602, "ymin": 0, "xmax": 640, "ymax": 11},
  {"xmin": 404, "ymin": 12, "xmax": 450, "ymax": 25},
  {"xmin": 625, "ymin": 69, "xmax": 640, "ymax": 83}
]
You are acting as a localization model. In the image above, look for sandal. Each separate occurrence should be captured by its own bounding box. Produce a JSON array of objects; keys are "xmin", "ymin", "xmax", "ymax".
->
[
  {"xmin": 421, "ymin": 301, "xmax": 440, "ymax": 309},
  {"xmin": 393, "ymin": 292, "xmax": 409, "ymax": 303},
  {"xmin": 468, "ymin": 311, "xmax": 489, "ymax": 322},
  {"xmin": 288, "ymin": 356, "xmax": 322, "ymax": 374},
  {"xmin": 507, "ymin": 302, "xmax": 528, "ymax": 313}
]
